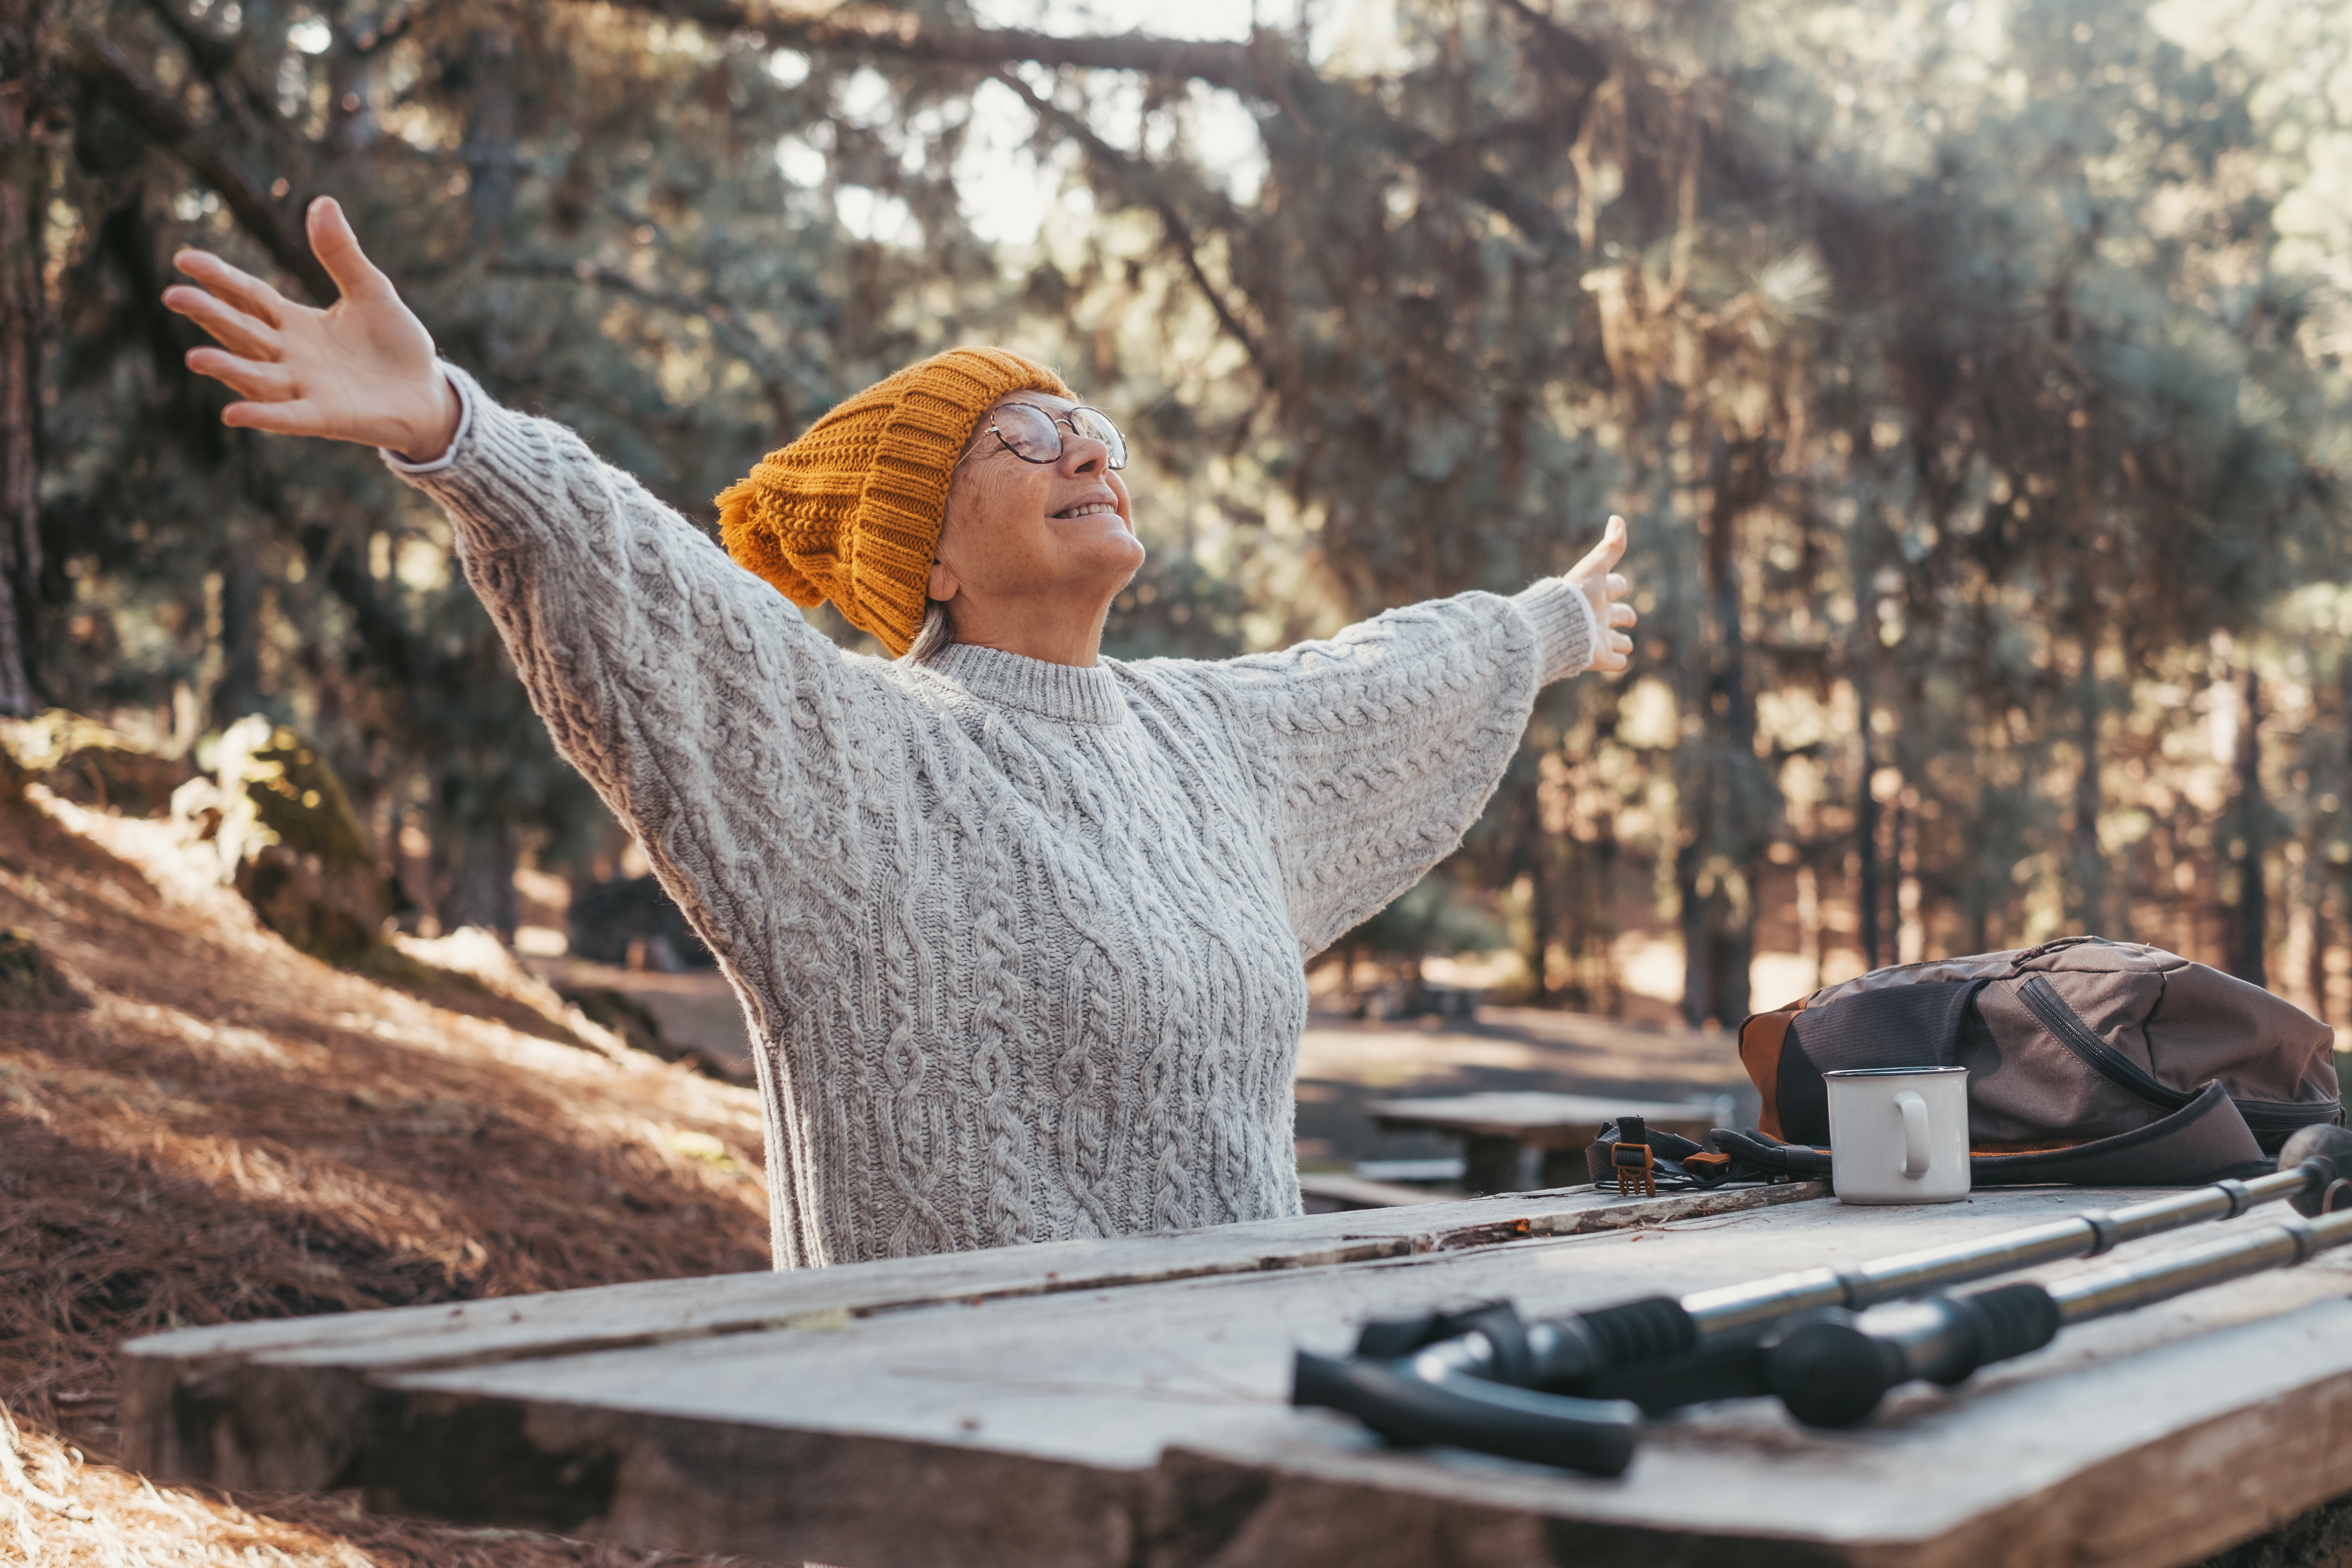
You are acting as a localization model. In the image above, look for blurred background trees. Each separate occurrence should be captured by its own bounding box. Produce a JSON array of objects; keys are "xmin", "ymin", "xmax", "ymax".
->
[{"xmin": 9, "ymin": 0, "xmax": 2352, "ymax": 1024}]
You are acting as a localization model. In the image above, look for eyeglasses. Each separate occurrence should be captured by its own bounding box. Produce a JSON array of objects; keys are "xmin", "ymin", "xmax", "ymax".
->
[{"xmin": 966, "ymin": 402, "xmax": 1129, "ymax": 471}]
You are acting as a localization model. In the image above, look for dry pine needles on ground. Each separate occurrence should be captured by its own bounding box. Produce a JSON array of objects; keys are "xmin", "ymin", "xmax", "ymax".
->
[{"xmin": 0, "ymin": 782, "xmax": 775, "ymax": 1565}]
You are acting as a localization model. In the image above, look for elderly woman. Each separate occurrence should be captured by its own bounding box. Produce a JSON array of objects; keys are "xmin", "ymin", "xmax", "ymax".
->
[{"xmin": 165, "ymin": 199, "xmax": 1638, "ymax": 1270}]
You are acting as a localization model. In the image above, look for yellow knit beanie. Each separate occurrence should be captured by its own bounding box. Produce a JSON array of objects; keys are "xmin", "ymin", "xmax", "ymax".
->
[{"xmin": 715, "ymin": 346, "xmax": 1074, "ymax": 656}]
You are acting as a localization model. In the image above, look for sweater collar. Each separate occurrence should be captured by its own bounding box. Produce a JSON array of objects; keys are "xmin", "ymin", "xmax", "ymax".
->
[{"xmin": 927, "ymin": 642, "xmax": 1128, "ymax": 727}]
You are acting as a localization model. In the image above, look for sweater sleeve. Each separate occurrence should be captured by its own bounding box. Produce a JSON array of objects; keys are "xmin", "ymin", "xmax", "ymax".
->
[
  {"xmin": 382, "ymin": 366, "xmax": 865, "ymax": 978},
  {"xmin": 1165, "ymin": 575, "xmax": 1598, "ymax": 958}
]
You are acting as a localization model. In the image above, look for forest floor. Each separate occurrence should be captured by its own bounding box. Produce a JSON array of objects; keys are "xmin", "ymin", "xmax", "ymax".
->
[
  {"xmin": 8, "ymin": 766, "xmax": 2337, "ymax": 1566},
  {"xmin": 0, "ymin": 784, "xmax": 772, "ymax": 1566}
]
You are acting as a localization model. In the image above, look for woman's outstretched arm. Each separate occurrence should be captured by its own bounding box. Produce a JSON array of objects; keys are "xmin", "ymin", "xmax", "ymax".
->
[
  {"xmin": 164, "ymin": 200, "xmax": 873, "ymax": 981},
  {"xmin": 1145, "ymin": 519, "xmax": 1637, "ymax": 959}
]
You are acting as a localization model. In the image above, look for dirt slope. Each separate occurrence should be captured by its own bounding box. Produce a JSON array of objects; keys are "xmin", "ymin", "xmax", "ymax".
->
[{"xmin": 0, "ymin": 784, "xmax": 773, "ymax": 1565}]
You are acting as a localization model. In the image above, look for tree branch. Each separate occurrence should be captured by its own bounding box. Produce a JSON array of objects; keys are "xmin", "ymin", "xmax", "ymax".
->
[
  {"xmin": 1489, "ymin": 0, "xmax": 1610, "ymax": 93},
  {"xmin": 65, "ymin": 26, "xmax": 334, "ymax": 303},
  {"xmin": 138, "ymin": 0, "xmax": 237, "ymax": 79},
  {"xmin": 632, "ymin": 0, "xmax": 1273, "ymax": 93},
  {"xmin": 989, "ymin": 70, "xmax": 1272, "ymax": 378},
  {"xmin": 493, "ymin": 254, "xmax": 799, "ymax": 431},
  {"xmin": 610, "ymin": 2, "xmax": 1580, "ymax": 251}
]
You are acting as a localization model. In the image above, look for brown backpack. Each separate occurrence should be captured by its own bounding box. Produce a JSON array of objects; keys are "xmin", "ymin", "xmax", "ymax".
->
[{"xmin": 1736, "ymin": 936, "xmax": 2344, "ymax": 1185}]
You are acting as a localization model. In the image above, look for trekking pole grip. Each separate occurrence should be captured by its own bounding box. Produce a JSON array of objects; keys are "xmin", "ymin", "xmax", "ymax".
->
[
  {"xmin": 1766, "ymin": 1282, "xmax": 2062, "ymax": 1428},
  {"xmin": 1291, "ymin": 1350, "xmax": 1642, "ymax": 1476}
]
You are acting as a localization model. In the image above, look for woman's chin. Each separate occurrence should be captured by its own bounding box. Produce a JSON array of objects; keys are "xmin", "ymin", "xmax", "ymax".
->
[{"xmin": 1055, "ymin": 521, "xmax": 1146, "ymax": 574}]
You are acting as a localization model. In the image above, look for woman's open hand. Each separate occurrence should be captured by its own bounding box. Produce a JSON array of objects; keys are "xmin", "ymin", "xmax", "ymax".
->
[
  {"xmin": 162, "ymin": 197, "xmax": 460, "ymax": 461},
  {"xmin": 1567, "ymin": 514, "xmax": 1637, "ymax": 674}
]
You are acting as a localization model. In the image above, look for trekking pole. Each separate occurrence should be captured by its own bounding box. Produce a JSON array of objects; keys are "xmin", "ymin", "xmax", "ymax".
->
[
  {"xmin": 1292, "ymin": 1124, "xmax": 2352, "ymax": 1469},
  {"xmin": 1766, "ymin": 1192, "xmax": 2352, "ymax": 1427},
  {"xmin": 1289, "ymin": 1306, "xmax": 1645, "ymax": 1476},
  {"xmin": 1679, "ymin": 1120, "xmax": 2352, "ymax": 1342}
]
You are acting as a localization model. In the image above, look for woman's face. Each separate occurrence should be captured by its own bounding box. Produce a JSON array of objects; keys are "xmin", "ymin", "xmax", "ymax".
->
[{"xmin": 930, "ymin": 393, "xmax": 1144, "ymax": 610}]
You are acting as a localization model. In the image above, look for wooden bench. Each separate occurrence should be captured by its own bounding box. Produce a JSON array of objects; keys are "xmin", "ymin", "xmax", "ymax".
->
[
  {"xmin": 116, "ymin": 1180, "xmax": 2352, "ymax": 1566},
  {"xmin": 1370, "ymin": 1089, "xmax": 1728, "ymax": 1192}
]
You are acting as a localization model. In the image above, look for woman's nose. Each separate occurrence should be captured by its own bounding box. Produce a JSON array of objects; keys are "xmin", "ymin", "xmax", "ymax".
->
[{"xmin": 1060, "ymin": 436, "xmax": 1108, "ymax": 474}]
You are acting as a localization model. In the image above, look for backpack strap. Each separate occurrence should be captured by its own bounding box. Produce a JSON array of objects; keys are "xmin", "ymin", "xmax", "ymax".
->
[
  {"xmin": 1968, "ymin": 1080, "xmax": 2269, "ymax": 1186},
  {"xmin": 1585, "ymin": 1122, "xmax": 1743, "ymax": 1191},
  {"xmin": 1709, "ymin": 1127, "xmax": 1834, "ymax": 1181},
  {"xmin": 1738, "ymin": 1003, "xmax": 1802, "ymax": 1140}
]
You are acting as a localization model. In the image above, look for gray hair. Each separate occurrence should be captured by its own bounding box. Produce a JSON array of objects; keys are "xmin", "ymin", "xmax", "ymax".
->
[{"xmin": 901, "ymin": 600, "xmax": 955, "ymax": 664}]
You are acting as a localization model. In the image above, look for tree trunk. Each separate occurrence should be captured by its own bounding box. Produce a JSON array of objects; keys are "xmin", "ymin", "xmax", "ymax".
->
[
  {"xmin": 2228, "ymin": 665, "xmax": 2267, "ymax": 986},
  {"xmin": 1523, "ymin": 852, "xmax": 1553, "ymax": 1006},
  {"xmin": 465, "ymin": 29, "xmax": 518, "ymax": 247},
  {"xmin": 1856, "ymin": 720, "xmax": 1883, "ymax": 969},
  {"xmin": 437, "ymin": 817, "xmax": 519, "ymax": 939},
  {"xmin": 1679, "ymin": 436, "xmax": 1766, "ymax": 1026},
  {"xmin": 2306, "ymin": 861, "xmax": 2328, "ymax": 1027},
  {"xmin": 212, "ymin": 553, "xmax": 264, "ymax": 726},
  {"xmin": 2070, "ymin": 656, "xmax": 2106, "ymax": 934},
  {"xmin": 0, "ymin": 0, "xmax": 57, "ymax": 717}
]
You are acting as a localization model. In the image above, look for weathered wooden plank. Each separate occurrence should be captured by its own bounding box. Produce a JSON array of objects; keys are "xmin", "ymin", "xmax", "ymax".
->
[
  {"xmin": 117, "ymin": 1180, "xmax": 1825, "ymax": 1491},
  {"xmin": 1371, "ymin": 1091, "xmax": 1719, "ymax": 1148},
  {"xmin": 1294, "ymin": 1171, "xmax": 1449, "ymax": 1208},
  {"xmin": 313, "ymin": 1188, "xmax": 2352, "ymax": 1568}
]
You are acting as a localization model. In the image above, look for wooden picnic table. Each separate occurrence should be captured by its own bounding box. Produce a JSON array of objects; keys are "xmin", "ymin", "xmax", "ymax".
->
[
  {"xmin": 119, "ymin": 1180, "xmax": 2352, "ymax": 1568},
  {"xmin": 1370, "ymin": 1089, "xmax": 1727, "ymax": 1192}
]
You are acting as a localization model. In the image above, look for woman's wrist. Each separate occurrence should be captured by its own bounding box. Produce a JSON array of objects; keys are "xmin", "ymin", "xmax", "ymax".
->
[
  {"xmin": 389, "ymin": 369, "xmax": 464, "ymax": 465},
  {"xmin": 382, "ymin": 366, "xmax": 477, "ymax": 474}
]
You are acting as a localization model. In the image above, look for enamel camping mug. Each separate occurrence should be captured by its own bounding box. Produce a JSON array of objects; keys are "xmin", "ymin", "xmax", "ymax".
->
[{"xmin": 1825, "ymin": 1065, "xmax": 1971, "ymax": 1204}]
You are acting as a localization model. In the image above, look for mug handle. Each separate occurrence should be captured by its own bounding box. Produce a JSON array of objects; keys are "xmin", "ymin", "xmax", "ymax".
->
[{"xmin": 1895, "ymin": 1090, "xmax": 1932, "ymax": 1178}]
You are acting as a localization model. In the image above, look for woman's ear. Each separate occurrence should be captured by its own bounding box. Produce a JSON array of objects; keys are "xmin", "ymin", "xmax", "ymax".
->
[{"xmin": 926, "ymin": 555, "xmax": 959, "ymax": 602}]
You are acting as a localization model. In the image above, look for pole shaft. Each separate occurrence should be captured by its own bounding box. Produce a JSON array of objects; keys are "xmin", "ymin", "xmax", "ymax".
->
[
  {"xmin": 1685, "ymin": 1166, "xmax": 2313, "ymax": 1340},
  {"xmin": 2049, "ymin": 1209, "xmax": 2352, "ymax": 1327}
]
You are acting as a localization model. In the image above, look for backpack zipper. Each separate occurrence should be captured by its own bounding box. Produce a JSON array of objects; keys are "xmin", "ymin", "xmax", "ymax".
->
[
  {"xmin": 2015, "ymin": 975, "xmax": 2344, "ymax": 1131},
  {"xmin": 2231, "ymin": 1099, "xmax": 2344, "ymax": 1134},
  {"xmin": 2015, "ymin": 975, "xmax": 2194, "ymax": 1112}
]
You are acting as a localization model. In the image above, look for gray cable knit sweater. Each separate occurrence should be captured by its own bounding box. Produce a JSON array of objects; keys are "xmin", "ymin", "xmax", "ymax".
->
[{"xmin": 389, "ymin": 368, "xmax": 1599, "ymax": 1268}]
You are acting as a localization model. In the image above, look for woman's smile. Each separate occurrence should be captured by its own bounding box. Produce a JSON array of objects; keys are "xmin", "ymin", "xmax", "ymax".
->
[{"xmin": 1054, "ymin": 493, "xmax": 1125, "ymax": 522}]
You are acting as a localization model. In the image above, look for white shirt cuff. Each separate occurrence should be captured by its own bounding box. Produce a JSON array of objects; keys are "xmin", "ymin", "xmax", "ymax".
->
[{"xmin": 379, "ymin": 365, "xmax": 475, "ymax": 474}]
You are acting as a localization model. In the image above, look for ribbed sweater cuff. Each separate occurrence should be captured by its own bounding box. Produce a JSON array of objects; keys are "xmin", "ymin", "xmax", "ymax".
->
[
  {"xmin": 1510, "ymin": 575, "xmax": 1599, "ymax": 683},
  {"xmin": 379, "ymin": 366, "xmax": 554, "ymax": 551}
]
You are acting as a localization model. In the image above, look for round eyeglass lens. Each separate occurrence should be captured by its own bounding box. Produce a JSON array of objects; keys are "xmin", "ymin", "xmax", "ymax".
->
[
  {"xmin": 1069, "ymin": 407, "xmax": 1129, "ymax": 469},
  {"xmin": 992, "ymin": 404, "xmax": 1062, "ymax": 461}
]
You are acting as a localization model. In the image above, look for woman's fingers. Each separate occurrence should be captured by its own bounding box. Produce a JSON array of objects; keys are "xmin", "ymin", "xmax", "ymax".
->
[
  {"xmin": 1609, "ymin": 601, "xmax": 1637, "ymax": 629},
  {"xmin": 221, "ymin": 398, "xmax": 329, "ymax": 438},
  {"xmin": 186, "ymin": 347, "xmax": 298, "ymax": 403},
  {"xmin": 171, "ymin": 249, "xmax": 292, "ymax": 329},
  {"xmin": 307, "ymin": 197, "xmax": 393, "ymax": 304},
  {"xmin": 162, "ymin": 285, "xmax": 282, "ymax": 361}
]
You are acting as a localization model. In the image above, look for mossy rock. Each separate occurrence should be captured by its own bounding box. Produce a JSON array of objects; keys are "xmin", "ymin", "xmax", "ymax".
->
[
  {"xmin": 215, "ymin": 719, "xmax": 392, "ymax": 963},
  {"xmin": 236, "ymin": 847, "xmax": 387, "ymax": 965},
  {"xmin": 44, "ymin": 744, "xmax": 198, "ymax": 818},
  {"xmin": 0, "ymin": 928, "xmax": 53, "ymax": 1008},
  {"xmin": 562, "ymin": 986, "xmax": 671, "ymax": 1058},
  {"xmin": 235, "ymin": 727, "xmax": 376, "ymax": 871},
  {"xmin": 3, "ymin": 710, "xmax": 196, "ymax": 818}
]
